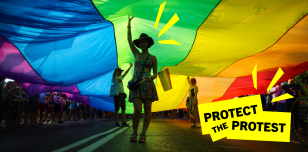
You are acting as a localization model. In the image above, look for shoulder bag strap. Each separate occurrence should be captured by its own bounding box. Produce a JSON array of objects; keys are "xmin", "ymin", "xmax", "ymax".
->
[{"xmin": 138, "ymin": 55, "xmax": 151, "ymax": 80}]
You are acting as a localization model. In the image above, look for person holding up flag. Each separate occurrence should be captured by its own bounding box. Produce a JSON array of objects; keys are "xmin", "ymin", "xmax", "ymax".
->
[
  {"xmin": 187, "ymin": 76, "xmax": 200, "ymax": 128},
  {"xmin": 127, "ymin": 15, "xmax": 158, "ymax": 143}
]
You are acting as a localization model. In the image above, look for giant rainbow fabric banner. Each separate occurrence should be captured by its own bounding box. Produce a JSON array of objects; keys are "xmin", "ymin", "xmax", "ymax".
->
[{"xmin": 1, "ymin": 0, "xmax": 308, "ymax": 114}]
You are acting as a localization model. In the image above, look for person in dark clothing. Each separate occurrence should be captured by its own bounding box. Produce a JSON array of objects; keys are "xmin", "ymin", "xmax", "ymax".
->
[{"xmin": 283, "ymin": 78, "xmax": 301, "ymax": 129}]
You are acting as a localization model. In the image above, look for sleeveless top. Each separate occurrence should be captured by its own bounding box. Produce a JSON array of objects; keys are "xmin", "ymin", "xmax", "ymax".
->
[
  {"xmin": 129, "ymin": 54, "xmax": 159, "ymax": 102},
  {"xmin": 132, "ymin": 54, "xmax": 153, "ymax": 79},
  {"xmin": 189, "ymin": 86, "xmax": 198, "ymax": 98}
]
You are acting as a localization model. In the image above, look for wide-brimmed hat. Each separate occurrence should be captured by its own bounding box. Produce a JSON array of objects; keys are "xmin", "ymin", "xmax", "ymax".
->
[{"xmin": 133, "ymin": 33, "xmax": 154, "ymax": 48}]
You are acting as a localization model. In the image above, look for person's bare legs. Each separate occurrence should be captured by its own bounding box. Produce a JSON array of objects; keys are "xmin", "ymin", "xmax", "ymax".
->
[
  {"xmin": 121, "ymin": 110, "xmax": 126, "ymax": 123},
  {"xmin": 24, "ymin": 111, "xmax": 29, "ymax": 125},
  {"xmin": 55, "ymin": 111, "xmax": 58, "ymax": 121},
  {"xmin": 44, "ymin": 109, "xmax": 48, "ymax": 123},
  {"xmin": 67, "ymin": 111, "xmax": 71, "ymax": 121},
  {"xmin": 39, "ymin": 109, "xmax": 44, "ymax": 123},
  {"xmin": 17, "ymin": 112, "xmax": 21, "ymax": 127},
  {"xmin": 80, "ymin": 110, "xmax": 84, "ymax": 120},
  {"xmin": 57, "ymin": 112, "xmax": 61, "ymax": 121},
  {"xmin": 114, "ymin": 110, "xmax": 119, "ymax": 123},
  {"xmin": 29, "ymin": 110, "xmax": 32, "ymax": 125},
  {"xmin": 65, "ymin": 111, "xmax": 68, "ymax": 119},
  {"xmin": 49, "ymin": 108, "xmax": 54, "ymax": 122},
  {"xmin": 30, "ymin": 110, "xmax": 35, "ymax": 125},
  {"xmin": 141, "ymin": 100, "xmax": 152, "ymax": 134},
  {"xmin": 19, "ymin": 112, "xmax": 22, "ymax": 126},
  {"xmin": 73, "ymin": 110, "xmax": 76, "ymax": 120},
  {"xmin": 132, "ymin": 98, "xmax": 143, "ymax": 134},
  {"xmin": 62, "ymin": 111, "xmax": 66, "ymax": 120},
  {"xmin": 5, "ymin": 111, "xmax": 10, "ymax": 128}
]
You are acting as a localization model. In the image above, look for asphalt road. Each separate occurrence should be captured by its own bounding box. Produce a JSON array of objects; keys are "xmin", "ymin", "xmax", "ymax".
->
[{"xmin": 0, "ymin": 118, "xmax": 306, "ymax": 152}]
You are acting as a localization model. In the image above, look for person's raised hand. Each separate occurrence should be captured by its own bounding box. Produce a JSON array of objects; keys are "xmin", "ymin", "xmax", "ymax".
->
[{"xmin": 128, "ymin": 15, "xmax": 134, "ymax": 22}]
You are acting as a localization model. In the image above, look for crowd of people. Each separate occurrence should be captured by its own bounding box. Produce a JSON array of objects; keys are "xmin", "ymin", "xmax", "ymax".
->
[
  {"xmin": 0, "ymin": 77, "xmax": 191, "ymax": 131},
  {"xmin": 0, "ymin": 80, "xmax": 118, "ymax": 130},
  {"xmin": 263, "ymin": 78, "xmax": 301, "ymax": 113}
]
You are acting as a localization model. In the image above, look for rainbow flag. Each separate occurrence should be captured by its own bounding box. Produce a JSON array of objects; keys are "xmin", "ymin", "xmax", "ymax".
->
[{"xmin": 158, "ymin": 69, "xmax": 172, "ymax": 92}]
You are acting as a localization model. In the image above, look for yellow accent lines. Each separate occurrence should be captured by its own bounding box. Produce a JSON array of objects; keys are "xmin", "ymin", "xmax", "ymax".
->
[
  {"xmin": 158, "ymin": 39, "xmax": 182, "ymax": 45},
  {"xmin": 154, "ymin": 1, "xmax": 166, "ymax": 28},
  {"xmin": 252, "ymin": 64, "xmax": 257, "ymax": 89},
  {"xmin": 271, "ymin": 93, "xmax": 294, "ymax": 103},
  {"xmin": 267, "ymin": 68, "xmax": 284, "ymax": 92},
  {"xmin": 158, "ymin": 13, "xmax": 179, "ymax": 37}
]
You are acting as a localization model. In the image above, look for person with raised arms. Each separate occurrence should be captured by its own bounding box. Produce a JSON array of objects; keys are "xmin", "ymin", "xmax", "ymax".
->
[
  {"xmin": 110, "ymin": 63, "xmax": 133, "ymax": 127},
  {"xmin": 187, "ymin": 76, "xmax": 200, "ymax": 127},
  {"xmin": 127, "ymin": 15, "xmax": 158, "ymax": 143}
]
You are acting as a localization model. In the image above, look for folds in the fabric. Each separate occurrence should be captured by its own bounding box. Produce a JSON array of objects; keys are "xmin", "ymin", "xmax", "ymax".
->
[
  {"xmin": 17, "ymin": 69, "xmax": 117, "ymax": 111},
  {"xmin": 18, "ymin": 82, "xmax": 79, "ymax": 97},
  {"xmin": 152, "ymin": 74, "xmax": 189, "ymax": 112},
  {"xmin": 17, "ymin": 82, "xmax": 91, "ymax": 105},
  {"xmin": 89, "ymin": 96, "xmax": 115, "ymax": 112},
  {"xmin": 213, "ymin": 62, "xmax": 308, "ymax": 102},
  {"xmin": 65, "ymin": 93, "xmax": 91, "ymax": 106},
  {"xmin": 164, "ymin": 0, "xmax": 308, "ymax": 77},
  {"xmin": 217, "ymin": 14, "xmax": 308, "ymax": 77},
  {"xmin": 77, "ymin": 70, "xmax": 114, "ymax": 98},
  {"xmin": 2, "ymin": 0, "xmax": 308, "ymax": 113},
  {"xmin": 0, "ymin": 0, "xmax": 117, "ymax": 86},
  {"xmin": 93, "ymin": 0, "xmax": 220, "ymax": 112},
  {"xmin": 92, "ymin": 0, "xmax": 220, "ymax": 67},
  {"xmin": 0, "ymin": 35, "xmax": 46, "ymax": 84}
]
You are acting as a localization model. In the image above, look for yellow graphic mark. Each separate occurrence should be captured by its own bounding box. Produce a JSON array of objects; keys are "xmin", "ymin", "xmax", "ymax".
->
[
  {"xmin": 158, "ymin": 13, "xmax": 179, "ymax": 37},
  {"xmin": 267, "ymin": 68, "xmax": 284, "ymax": 92},
  {"xmin": 158, "ymin": 39, "xmax": 182, "ymax": 45},
  {"xmin": 252, "ymin": 64, "xmax": 257, "ymax": 90},
  {"xmin": 154, "ymin": 2, "xmax": 166, "ymax": 28},
  {"xmin": 253, "ymin": 66, "xmax": 293, "ymax": 103},
  {"xmin": 199, "ymin": 95, "xmax": 291, "ymax": 142},
  {"xmin": 271, "ymin": 93, "xmax": 294, "ymax": 103}
]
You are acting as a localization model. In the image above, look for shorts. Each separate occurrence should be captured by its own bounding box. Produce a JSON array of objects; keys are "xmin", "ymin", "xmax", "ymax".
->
[
  {"xmin": 38, "ymin": 103, "xmax": 45, "ymax": 112},
  {"xmin": 54, "ymin": 104, "xmax": 61, "ymax": 112},
  {"xmin": 45, "ymin": 103, "xmax": 55, "ymax": 109},
  {"xmin": 113, "ymin": 93, "xmax": 126, "ymax": 111}
]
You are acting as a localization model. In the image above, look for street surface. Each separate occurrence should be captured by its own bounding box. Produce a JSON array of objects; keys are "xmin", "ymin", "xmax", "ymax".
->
[{"xmin": 0, "ymin": 118, "xmax": 306, "ymax": 152}]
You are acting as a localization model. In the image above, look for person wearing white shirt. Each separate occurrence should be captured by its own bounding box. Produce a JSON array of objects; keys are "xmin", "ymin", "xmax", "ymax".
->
[{"xmin": 110, "ymin": 64, "xmax": 132, "ymax": 127}]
